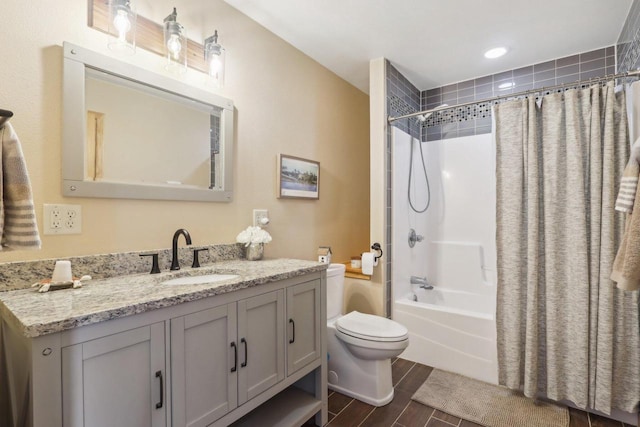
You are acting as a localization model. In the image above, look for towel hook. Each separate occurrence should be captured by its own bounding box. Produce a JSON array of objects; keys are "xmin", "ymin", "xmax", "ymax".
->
[{"xmin": 0, "ymin": 109, "xmax": 14, "ymax": 128}]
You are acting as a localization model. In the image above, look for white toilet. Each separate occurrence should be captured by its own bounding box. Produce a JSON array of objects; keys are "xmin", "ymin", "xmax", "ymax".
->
[{"xmin": 326, "ymin": 263, "xmax": 409, "ymax": 406}]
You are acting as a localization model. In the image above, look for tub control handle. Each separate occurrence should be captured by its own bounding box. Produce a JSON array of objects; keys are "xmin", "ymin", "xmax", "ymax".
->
[{"xmin": 408, "ymin": 229, "xmax": 424, "ymax": 248}]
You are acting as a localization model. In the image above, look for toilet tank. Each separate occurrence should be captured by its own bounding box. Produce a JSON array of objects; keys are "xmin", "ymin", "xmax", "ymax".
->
[{"xmin": 326, "ymin": 263, "xmax": 346, "ymax": 319}]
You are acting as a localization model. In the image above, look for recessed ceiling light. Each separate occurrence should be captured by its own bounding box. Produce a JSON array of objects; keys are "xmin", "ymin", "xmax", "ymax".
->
[
  {"xmin": 485, "ymin": 47, "xmax": 508, "ymax": 59},
  {"xmin": 498, "ymin": 81, "xmax": 514, "ymax": 90}
]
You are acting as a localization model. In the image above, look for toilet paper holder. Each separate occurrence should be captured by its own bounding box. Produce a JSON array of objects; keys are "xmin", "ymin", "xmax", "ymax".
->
[{"xmin": 371, "ymin": 243, "xmax": 383, "ymax": 263}]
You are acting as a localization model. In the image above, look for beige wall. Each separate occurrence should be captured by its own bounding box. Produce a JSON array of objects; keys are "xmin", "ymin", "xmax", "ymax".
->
[{"xmin": 0, "ymin": 1, "xmax": 369, "ymax": 264}]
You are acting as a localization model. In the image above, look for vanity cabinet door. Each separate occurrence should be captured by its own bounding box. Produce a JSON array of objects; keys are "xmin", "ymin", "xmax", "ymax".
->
[
  {"xmin": 237, "ymin": 290, "xmax": 285, "ymax": 405},
  {"xmin": 61, "ymin": 323, "xmax": 166, "ymax": 427},
  {"xmin": 286, "ymin": 279, "xmax": 321, "ymax": 376},
  {"xmin": 171, "ymin": 303, "xmax": 237, "ymax": 427}
]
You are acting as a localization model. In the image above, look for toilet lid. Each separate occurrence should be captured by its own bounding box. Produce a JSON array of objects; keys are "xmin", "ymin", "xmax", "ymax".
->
[{"xmin": 336, "ymin": 311, "xmax": 408, "ymax": 342}]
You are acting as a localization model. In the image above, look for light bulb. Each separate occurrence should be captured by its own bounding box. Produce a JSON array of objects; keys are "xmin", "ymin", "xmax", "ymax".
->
[
  {"xmin": 113, "ymin": 9, "xmax": 131, "ymax": 41},
  {"xmin": 167, "ymin": 34, "xmax": 182, "ymax": 59},
  {"xmin": 209, "ymin": 55, "xmax": 222, "ymax": 76}
]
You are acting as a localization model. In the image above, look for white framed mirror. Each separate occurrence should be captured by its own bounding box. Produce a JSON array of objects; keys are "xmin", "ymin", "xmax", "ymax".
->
[{"xmin": 62, "ymin": 42, "xmax": 234, "ymax": 202}]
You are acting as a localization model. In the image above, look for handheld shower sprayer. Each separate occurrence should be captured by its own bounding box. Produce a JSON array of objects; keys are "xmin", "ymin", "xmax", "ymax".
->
[{"xmin": 415, "ymin": 103, "xmax": 448, "ymax": 123}]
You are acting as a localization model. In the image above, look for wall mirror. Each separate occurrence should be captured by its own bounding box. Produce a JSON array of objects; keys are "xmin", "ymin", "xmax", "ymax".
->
[{"xmin": 62, "ymin": 42, "xmax": 234, "ymax": 202}]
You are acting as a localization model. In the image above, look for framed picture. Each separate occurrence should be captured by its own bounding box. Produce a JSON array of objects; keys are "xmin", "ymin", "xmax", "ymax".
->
[{"xmin": 277, "ymin": 154, "xmax": 320, "ymax": 199}]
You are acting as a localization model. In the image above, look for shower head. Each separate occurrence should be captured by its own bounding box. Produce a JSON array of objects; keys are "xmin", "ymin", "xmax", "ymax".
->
[{"xmin": 415, "ymin": 103, "xmax": 449, "ymax": 123}]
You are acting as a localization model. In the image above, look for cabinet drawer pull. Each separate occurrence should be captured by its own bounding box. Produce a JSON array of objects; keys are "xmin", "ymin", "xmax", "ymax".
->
[
  {"xmin": 155, "ymin": 370, "xmax": 164, "ymax": 409},
  {"xmin": 241, "ymin": 338, "xmax": 248, "ymax": 367},
  {"xmin": 289, "ymin": 319, "xmax": 295, "ymax": 344},
  {"xmin": 230, "ymin": 342, "xmax": 238, "ymax": 372}
]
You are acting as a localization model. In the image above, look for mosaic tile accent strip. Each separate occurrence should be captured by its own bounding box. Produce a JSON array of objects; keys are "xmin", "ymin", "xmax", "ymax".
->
[
  {"xmin": 618, "ymin": 0, "xmax": 640, "ymax": 73},
  {"xmin": 420, "ymin": 46, "xmax": 615, "ymax": 141},
  {"xmin": 387, "ymin": 62, "xmax": 421, "ymax": 139}
]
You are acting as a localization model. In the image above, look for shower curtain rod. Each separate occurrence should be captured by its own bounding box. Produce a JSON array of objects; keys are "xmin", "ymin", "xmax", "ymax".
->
[{"xmin": 387, "ymin": 69, "xmax": 640, "ymax": 124}]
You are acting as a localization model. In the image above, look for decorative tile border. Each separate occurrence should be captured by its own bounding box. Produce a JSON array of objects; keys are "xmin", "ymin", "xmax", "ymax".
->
[{"xmin": 422, "ymin": 47, "xmax": 614, "ymax": 141}]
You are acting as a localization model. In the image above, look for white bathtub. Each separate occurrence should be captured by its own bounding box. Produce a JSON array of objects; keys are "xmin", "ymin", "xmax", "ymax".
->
[{"xmin": 394, "ymin": 286, "xmax": 498, "ymax": 384}]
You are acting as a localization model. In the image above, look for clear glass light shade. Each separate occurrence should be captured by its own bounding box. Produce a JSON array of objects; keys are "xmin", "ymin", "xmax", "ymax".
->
[
  {"xmin": 163, "ymin": 11, "xmax": 187, "ymax": 74},
  {"xmin": 108, "ymin": 0, "xmax": 136, "ymax": 54},
  {"xmin": 205, "ymin": 34, "xmax": 225, "ymax": 88}
]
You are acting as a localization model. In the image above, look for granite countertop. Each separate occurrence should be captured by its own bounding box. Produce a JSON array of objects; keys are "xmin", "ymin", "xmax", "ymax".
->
[{"xmin": 0, "ymin": 258, "xmax": 327, "ymax": 339}]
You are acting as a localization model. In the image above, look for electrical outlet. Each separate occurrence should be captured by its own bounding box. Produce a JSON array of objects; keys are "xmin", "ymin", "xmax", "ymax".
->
[
  {"xmin": 44, "ymin": 204, "xmax": 82, "ymax": 235},
  {"xmin": 253, "ymin": 209, "xmax": 269, "ymax": 227}
]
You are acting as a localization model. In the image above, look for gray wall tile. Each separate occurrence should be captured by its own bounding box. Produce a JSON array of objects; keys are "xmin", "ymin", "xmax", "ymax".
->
[
  {"xmin": 534, "ymin": 60, "xmax": 556, "ymax": 72},
  {"xmin": 412, "ymin": 45, "xmax": 613, "ymax": 142},
  {"xmin": 513, "ymin": 65, "xmax": 533, "ymax": 77},
  {"xmin": 557, "ymin": 54, "xmax": 579, "ymax": 67}
]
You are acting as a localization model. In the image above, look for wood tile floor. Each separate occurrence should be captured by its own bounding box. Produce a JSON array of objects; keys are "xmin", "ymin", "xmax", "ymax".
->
[{"xmin": 315, "ymin": 358, "xmax": 636, "ymax": 427}]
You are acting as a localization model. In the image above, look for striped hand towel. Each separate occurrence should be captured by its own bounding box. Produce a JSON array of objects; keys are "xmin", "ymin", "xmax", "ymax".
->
[
  {"xmin": 0, "ymin": 123, "xmax": 41, "ymax": 250},
  {"xmin": 615, "ymin": 136, "xmax": 640, "ymax": 212}
]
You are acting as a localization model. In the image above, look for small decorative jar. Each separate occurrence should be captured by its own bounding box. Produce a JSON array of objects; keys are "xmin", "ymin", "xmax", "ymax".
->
[
  {"xmin": 245, "ymin": 243, "xmax": 264, "ymax": 261},
  {"xmin": 350, "ymin": 256, "xmax": 362, "ymax": 269}
]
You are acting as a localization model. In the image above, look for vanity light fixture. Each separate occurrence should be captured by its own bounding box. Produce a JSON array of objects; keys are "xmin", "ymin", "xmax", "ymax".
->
[
  {"xmin": 484, "ymin": 47, "xmax": 507, "ymax": 59},
  {"xmin": 163, "ymin": 7, "xmax": 187, "ymax": 74},
  {"xmin": 204, "ymin": 30, "xmax": 226, "ymax": 88},
  {"xmin": 107, "ymin": 0, "xmax": 136, "ymax": 53}
]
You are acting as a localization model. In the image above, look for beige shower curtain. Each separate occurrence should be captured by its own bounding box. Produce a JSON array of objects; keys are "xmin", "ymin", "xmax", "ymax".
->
[{"xmin": 494, "ymin": 81, "xmax": 640, "ymax": 414}]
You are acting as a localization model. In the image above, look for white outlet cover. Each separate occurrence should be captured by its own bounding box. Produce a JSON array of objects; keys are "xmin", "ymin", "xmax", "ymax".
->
[
  {"xmin": 253, "ymin": 209, "xmax": 269, "ymax": 227},
  {"xmin": 44, "ymin": 204, "xmax": 82, "ymax": 235}
]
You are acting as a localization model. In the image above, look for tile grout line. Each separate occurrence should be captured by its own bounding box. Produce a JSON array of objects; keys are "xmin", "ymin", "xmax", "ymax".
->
[
  {"xmin": 356, "ymin": 406, "xmax": 378, "ymax": 427},
  {"xmin": 390, "ymin": 400, "xmax": 414, "ymax": 427},
  {"xmin": 429, "ymin": 413, "xmax": 460, "ymax": 427},
  {"xmin": 394, "ymin": 362, "xmax": 417, "ymax": 388},
  {"xmin": 330, "ymin": 398, "xmax": 355, "ymax": 421}
]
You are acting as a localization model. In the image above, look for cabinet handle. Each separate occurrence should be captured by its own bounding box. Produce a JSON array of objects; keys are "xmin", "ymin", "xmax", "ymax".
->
[
  {"xmin": 155, "ymin": 370, "xmax": 164, "ymax": 409},
  {"xmin": 230, "ymin": 342, "xmax": 238, "ymax": 372},
  {"xmin": 241, "ymin": 338, "xmax": 248, "ymax": 368},
  {"xmin": 289, "ymin": 319, "xmax": 295, "ymax": 344}
]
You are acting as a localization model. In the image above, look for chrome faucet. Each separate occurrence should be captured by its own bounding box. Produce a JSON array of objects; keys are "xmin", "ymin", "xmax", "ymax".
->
[
  {"xmin": 170, "ymin": 229, "xmax": 192, "ymax": 271},
  {"xmin": 410, "ymin": 275, "xmax": 433, "ymax": 290}
]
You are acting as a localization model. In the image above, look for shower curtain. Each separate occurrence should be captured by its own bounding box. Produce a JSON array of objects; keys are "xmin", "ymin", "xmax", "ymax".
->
[{"xmin": 494, "ymin": 81, "xmax": 640, "ymax": 414}]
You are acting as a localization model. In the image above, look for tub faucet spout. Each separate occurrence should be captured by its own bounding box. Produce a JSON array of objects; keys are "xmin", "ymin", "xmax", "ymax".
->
[{"xmin": 410, "ymin": 275, "xmax": 434, "ymax": 290}]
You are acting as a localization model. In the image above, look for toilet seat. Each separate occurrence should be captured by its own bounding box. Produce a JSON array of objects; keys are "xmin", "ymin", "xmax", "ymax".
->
[{"xmin": 336, "ymin": 311, "xmax": 409, "ymax": 342}]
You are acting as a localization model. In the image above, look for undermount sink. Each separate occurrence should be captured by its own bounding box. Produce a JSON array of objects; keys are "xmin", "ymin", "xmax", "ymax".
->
[{"xmin": 162, "ymin": 274, "xmax": 239, "ymax": 286}]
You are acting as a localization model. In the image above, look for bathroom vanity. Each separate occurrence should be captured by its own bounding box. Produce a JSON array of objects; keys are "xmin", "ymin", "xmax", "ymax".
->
[{"xmin": 0, "ymin": 259, "xmax": 327, "ymax": 427}]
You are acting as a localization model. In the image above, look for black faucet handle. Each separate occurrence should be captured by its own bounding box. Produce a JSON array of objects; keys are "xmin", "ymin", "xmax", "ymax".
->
[
  {"xmin": 140, "ymin": 253, "xmax": 161, "ymax": 274},
  {"xmin": 191, "ymin": 247, "xmax": 209, "ymax": 268}
]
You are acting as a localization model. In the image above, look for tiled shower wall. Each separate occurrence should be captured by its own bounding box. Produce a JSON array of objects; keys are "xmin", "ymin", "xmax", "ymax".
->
[
  {"xmin": 385, "ymin": 61, "xmax": 420, "ymax": 315},
  {"xmin": 618, "ymin": 0, "xmax": 640, "ymax": 72},
  {"xmin": 384, "ymin": 47, "xmax": 615, "ymax": 316},
  {"xmin": 422, "ymin": 47, "xmax": 615, "ymax": 141}
]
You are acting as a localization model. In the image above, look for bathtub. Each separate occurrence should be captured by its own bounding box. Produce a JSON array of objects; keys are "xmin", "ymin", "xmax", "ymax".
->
[{"xmin": 394, "ymin": 286, "xmax": 498, "ymax": 384}]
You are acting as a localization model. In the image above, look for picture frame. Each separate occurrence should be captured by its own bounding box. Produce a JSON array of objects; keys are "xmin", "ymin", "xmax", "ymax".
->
[{"xmin": 277, "ymin": 154, "xmax": 320, "ymax": 199}]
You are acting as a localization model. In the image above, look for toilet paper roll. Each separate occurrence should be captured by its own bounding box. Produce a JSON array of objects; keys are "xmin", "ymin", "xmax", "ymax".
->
[{"xmin": 362, "ymin": 252, "xmax": 375, "ymax": 275}]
